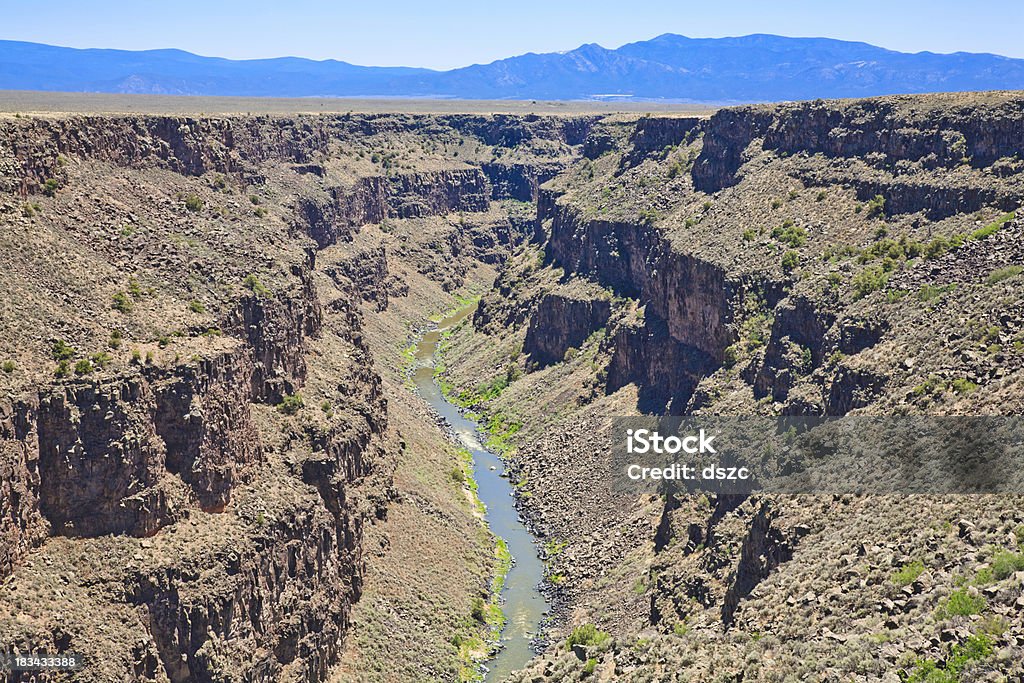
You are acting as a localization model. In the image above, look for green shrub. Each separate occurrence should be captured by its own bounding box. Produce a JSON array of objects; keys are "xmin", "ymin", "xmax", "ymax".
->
[
  {"xmin": 986, "ymin": 265, "xmax": 1022, "ymax": 285},
  {"xmin": 74, "ymin": 359, "xmax": 93, "ymax": 376},
  {"xmin": 970, "ymin": 211, "xmax": 1014, "ymax": 240},
  {"xmin": 949, "ymin": 378, "xmax": 978, "ymax": 395},
  {"xmin": 892, "ymin": 560, "xmax": 925, "ymax": 587},
  {"xmin": 565, "ymin": 624, "xmax": 610, "ymax": 650},
  {"xmin": 781, "ymin": 250, "xmax": 799, "ymax": 273},
  {"xmin": 815, "ymin": 190, "xmax": 826, "ymax": 202},
  {"xmin": 582, "ymin": 658, "xmax": 598, "ymax": 676},
  {"xmin": 989, "ymin": 550, "xmax": 1024, "ymax": 580},
  {"xmin": 243, "ymin": 273, "xmax": 271, "ymax": 296},
  {"xmin": 189, "ymin": 300, "xmax": 206, "ymax": 314},
  {"xmin": 936, "ymin": 588, "xmax": 986, "ymax": 619},
  {"xmin": 859, "ymin": 237, "xmax": 922, "ymax": 264},
  {"xmin": 128, "ymin": 278, "xmax": 143, "ymax": 299},
  {"xmin": 51, "ymin": 339, "xmax": 75, "ymax": 360},
  {"xmin": 904, "ymin": 239, "xmax": 924, "ymax": 259},
  {"xmin": 1, "ymin": 360, "xmax": 15, "ymax": 374},
  {"xmin": 742, "ymin": 228, "xmax": 756, "ymax": 242},
  {"xmin": 54, "ymin": 360, "xmax": 71, "ymax": 378},
  {"xmin": 904, "ymin": 659, "xmax": 952, "ymax": 683},
  {"xmin": 112, "ymin": 292, "xmax": 132, "ymax": 313},
  {"xmin": 913, "ymin": 375, "xmax": 947, "ymax": 397},
  {"xmin": 972, "ymin": 323, "xmax": 1002, "ymax": 345},
  {"xmin": 278, "ymin": 393, "xmax": 304, "ymax": 415},
  {"xmin": 925, "ymin": 236, "xmax": 952, "ymax": 260},
  {"xmin": 852, "ymin": 265, "xmax": 888, "ymax": 299},
  {"xmin": 799, "ymin": 346, "xmax": 813, "ymax": 371},
  {"xmin": 866, "ymin": 194, "xmax": 886, "ymax": 217},
  {"xmin": 42, "ymin": 178, "xmax": 60, "ymax": 197},
  {"xmin": 771, "ymin": 220, "xmax": 807, "ymax": 247},
  {"xmin": 184, "ymin": 194, "xmax": 203, "ymax": 212},
  {"xmin": 906, "ymin": 634, "xmax": 996, "ymax": 681},
  {"xmin": 946, "ymin": 634, "xmax": 993, "ymax": 677},
  {"xmin": 505, "ymin": 362, "xmax": 523, "ymax": 383},
  {"xmin": 639, "ymin": 208, "xmax": 660, "ymax": 225},
  {"xmin": 90, "ymin": 352, "xmax": 112, "ymax": 369},
  {"xmin": 108, "ymin": 330, "xmax": 122, "ymax": 349}
]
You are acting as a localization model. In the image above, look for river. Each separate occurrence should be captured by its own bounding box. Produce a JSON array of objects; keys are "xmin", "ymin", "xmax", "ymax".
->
[{"xmin": 411, "ymin": 303, "xmax": 549, "ymax": 682}]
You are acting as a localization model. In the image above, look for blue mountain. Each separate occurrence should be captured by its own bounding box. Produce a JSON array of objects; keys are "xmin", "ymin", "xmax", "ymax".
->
[{"xmin": 2, "ymin": 34, "xmax": 1023, "ymax": 102}]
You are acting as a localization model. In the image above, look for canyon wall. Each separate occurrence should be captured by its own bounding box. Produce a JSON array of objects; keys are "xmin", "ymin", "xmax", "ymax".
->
[
  {"xmin": 0, "ymin": 108, "xmax": 590, "ymax": 682},
  {"xmin": 521, "ymin": 94, "xmax": 1024, "ymax": 415}
]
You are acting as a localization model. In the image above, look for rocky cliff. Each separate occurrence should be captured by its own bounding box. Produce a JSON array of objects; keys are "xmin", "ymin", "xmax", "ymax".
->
[
  {"xmin": 524, "ymin": 92, "xmax": 1024, "ymax": 417},
  {"xmin": 436, "ymin": 92, "xmax": 1024, "ymax": 682},
  {"xmin": 0, "ymin": 108, "xmax": 591, "ymax": 682}
]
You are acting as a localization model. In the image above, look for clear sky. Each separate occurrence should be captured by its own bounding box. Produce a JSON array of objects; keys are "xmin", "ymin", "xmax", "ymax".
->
[{"xmin": 3, "ymin": 0, "xmax": 1023, "ymax": 70}]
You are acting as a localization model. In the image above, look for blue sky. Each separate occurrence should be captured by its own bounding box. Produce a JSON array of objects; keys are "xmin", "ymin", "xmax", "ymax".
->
[{"xmin": 3, "ymin": 0, "xmax": 1023, "ymax": 69}]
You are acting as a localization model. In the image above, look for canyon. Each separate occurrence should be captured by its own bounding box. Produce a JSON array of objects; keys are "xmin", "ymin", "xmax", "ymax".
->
[{"xmin": 1, "ymin": 90, "xmax": 1023, "ymax": 682}]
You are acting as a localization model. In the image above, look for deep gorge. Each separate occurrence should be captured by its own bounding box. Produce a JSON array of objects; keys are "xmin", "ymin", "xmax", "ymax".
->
[{"xmin": 2, "ymin": 91, "xmax": 1024, "ymax": 681}]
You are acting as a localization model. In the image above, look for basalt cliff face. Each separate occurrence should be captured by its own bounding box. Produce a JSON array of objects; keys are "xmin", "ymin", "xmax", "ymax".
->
[
  {"xmin": 0, "ymin": 110, "xmax": 593, "ymax": 682},
  {"xmin": 440, "ymin": 92, "xmax": 1024, "ymax": 682}
]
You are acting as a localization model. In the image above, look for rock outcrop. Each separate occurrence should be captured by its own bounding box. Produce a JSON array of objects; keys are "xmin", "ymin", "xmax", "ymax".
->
[
  {"xmin": 524, "ymin": 292, "xmax": 610, "ymax": 368},
  {"xmin": 0, "ymin": 398, "xmax": 46, "ymax": 578},
  {"xmin": 694, "ymin": 96, "xmax": 1024, "ymax": 218}
]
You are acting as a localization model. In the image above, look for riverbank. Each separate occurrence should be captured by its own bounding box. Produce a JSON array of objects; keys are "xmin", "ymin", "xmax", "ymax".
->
[{"xmin": 411, "ymin": 303, "xmax": 551, "ymax": 681}]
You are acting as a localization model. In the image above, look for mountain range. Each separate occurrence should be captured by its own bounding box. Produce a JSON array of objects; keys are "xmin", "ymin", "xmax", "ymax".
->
[{"xmin": 2, "ymin": 34, "xmax": 1024, "ymax": 102}]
